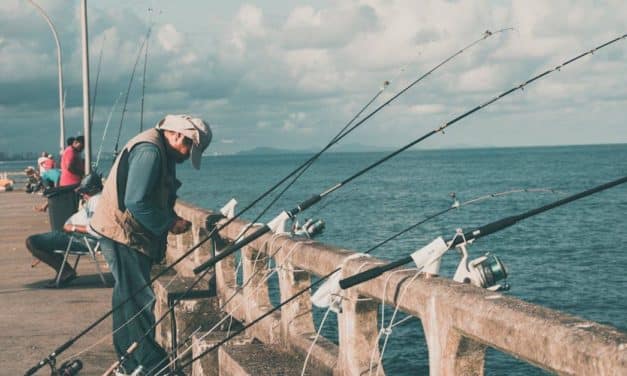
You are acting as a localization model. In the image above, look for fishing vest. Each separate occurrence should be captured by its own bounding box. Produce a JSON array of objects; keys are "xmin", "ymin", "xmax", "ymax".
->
[{"xmin": 90, "ymin": 128, "xmax": 173, "ymax": 261}]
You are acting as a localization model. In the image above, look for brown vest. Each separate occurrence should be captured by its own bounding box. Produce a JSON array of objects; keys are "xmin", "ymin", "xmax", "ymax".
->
[{"xmin": 90, "ymin": 129, "xmax": 173, "ymax": 260}]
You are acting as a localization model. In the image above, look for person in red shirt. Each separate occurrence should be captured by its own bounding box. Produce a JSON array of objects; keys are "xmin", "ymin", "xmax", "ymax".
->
[{"xmin": 59, "ymin": 136, "xmax": 85, "ymax": 186}]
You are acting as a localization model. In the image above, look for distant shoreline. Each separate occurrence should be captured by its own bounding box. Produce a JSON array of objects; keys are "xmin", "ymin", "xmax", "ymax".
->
[
  {"xmin": 2, "ymin": 142, "xmax": 626, "ymax": 161},
  {"xmin": 225, "ymin": 142, "xmax": 627, "ymax": 157}
]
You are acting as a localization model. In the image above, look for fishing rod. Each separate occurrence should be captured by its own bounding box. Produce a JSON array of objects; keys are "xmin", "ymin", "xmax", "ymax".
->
[
  {"xmin": 171, "ymin": 187, "xmax": 562, "ymax": 372},
  {"xmin": 193, "ymin": 33, "xmax": 627, "ymax": 276},
  {"xmin": 339, "ymin": 174, "xmax": 627, "ymax": 290},
  {"xmin": 107, "ymin": 30, "xmax": 514, "ymax": 374},
  {"xmin": 25, "ymin": 29, "xmax": 505, "ymax": 376},
  {"xmin": 112, "ymin": 25, "xmax": 152, "ymax": 158}
]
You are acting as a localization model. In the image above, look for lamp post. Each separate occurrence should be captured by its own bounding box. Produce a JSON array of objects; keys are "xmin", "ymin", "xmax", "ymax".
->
[
  {"xmin": 80, "ymin": 0, "xmax": 91, "ymax": 174},
  {"xmin": 27, "ymin": 0, "xmax": 65, "ymax": 155}
]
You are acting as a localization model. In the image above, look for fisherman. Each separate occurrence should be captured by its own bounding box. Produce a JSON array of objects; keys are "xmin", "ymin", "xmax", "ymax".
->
[
  {"xmin": 89, "ymin": 114, "xmax": 211, "ymax": 373},
  {"xmin": 60, "ymin": 135, "xmax": 85, "ymax": 187},
  {"xmin": 25, "ymin": 173, "xmax": 103, "ymax": 287}
]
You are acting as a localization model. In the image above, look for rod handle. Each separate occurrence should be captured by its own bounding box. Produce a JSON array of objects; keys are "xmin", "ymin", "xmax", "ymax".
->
[
  {"xmin": 24, "ymin": 364, "xmax": 42, "ymax": 376},
  {"xmin": 290, "ymin": 194, "xmax": 321, "ymax": 215},
  {"xmin": 102, "ymin": 360, "xmax": 120, "ymax": 376},
  {"xmin": 339, "ymin": 256, "xmax": 412, "ymax": 289}
]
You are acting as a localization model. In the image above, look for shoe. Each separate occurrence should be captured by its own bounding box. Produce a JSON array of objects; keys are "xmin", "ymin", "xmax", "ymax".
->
[{"xmin": 45, "ymin": 272, "xmax": 77, "ymax": 288}]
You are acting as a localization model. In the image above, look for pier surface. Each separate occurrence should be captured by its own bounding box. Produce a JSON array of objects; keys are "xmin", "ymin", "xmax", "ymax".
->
[{"xmin": 0, "ymin": 192, "xmax": 116, "ymax": 375}]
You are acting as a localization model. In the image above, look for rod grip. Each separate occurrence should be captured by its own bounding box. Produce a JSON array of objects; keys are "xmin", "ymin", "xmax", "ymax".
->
[
  {"xmin": 339, "ymin": 256, "xmax": 412, "ymax": 289},
  {"xmin": 339, "ymin": 266, "xmax": 385, "ymax": 289},
  {"xmin": 290, "ymin": 194, "xmax": 321, "ymax": 215},
  {"xmin": 24, "ymin": 364, "xmax": 42, "ymax": 376},
  {"xmin": 193, "ymin": 225, "xmax": 270, "ymax": 275}
]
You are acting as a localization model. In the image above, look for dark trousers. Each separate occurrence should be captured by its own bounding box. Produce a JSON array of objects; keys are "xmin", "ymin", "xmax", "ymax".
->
[
  {"xmin": 25, "ymin": 231, "xmax": 88, "ymax": 276},
  {"xmin": 102, "ymin": 240, "xmax": 168, "ymax": 374}
]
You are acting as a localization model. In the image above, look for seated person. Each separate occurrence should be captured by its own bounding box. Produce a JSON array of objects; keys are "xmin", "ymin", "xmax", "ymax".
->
[
  {"xmin": 41, "ymin": 168, "xmax": 61, "ymax": 188},
  {"xmin": 25, "ymin": 173, "xmax": 103, "ymax": 287},
  {"xmin": 24, "ymin": 166, "xmax": 44, "ymax": 194}
]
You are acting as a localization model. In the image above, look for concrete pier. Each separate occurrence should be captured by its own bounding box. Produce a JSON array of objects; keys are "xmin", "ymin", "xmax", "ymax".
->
[
  {"xmin": 0, "ymin": 191, "xmax": 116, "ymax": 375},
  {"xmin": 3, "ymin": 191, "xmax": 626, "ymax": 375}
]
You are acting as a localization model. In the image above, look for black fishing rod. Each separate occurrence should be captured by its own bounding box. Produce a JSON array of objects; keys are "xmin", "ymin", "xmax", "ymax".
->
[
  {"xmin": 339, "ymin": 174, "xmax": 627, "ymax": 290},
  {"xmin": 171, "ymin": 188, "xmax": 562, "ymax": 372},
  {"xmin": 193, "ymin": 33, "xmax": 627, "ymax": 276},
  {"xmin": 112, "ymin": 25, "xmax": 152, "ymax": 158},
  {"xmin": 25, "ymin": 30, "xmax": 507, "ymax": 376}
]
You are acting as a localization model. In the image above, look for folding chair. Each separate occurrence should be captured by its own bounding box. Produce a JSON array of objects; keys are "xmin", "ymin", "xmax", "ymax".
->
[{"xmin": 54, "ymin": 233, "xmax": 107, "ymax": 287}]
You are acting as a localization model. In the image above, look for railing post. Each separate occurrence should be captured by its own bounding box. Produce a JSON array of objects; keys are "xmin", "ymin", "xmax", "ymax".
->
[
  {"xmin": 242, "ymin": 245, "xmax": 279, "ymax": 343},
  {"xmin": 420, "ymin": 293, "xmax": 486, "ymax": 375},
  {"xmin": 275, "ymin": 241, "xmax": 315, "ymax": 348},
  {"xmin": 337, "ymin": 258, "xmax": 384, "ymax": 375}
]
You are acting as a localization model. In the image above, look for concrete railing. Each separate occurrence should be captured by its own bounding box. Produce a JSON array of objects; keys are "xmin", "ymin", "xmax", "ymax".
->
[{"xmin": 161, "ymin": 201, "xmax": 627, "ymax": 375}]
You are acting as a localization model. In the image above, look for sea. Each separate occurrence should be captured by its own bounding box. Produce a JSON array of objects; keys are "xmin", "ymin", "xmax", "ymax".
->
[{"xmin": 3, "ymin": 143, "xmax": 626, "ymax": 375}]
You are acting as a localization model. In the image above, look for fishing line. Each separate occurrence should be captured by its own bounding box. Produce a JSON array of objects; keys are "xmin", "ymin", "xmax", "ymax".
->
[
  {"xmin": 140, "ymin": 8, "xmax": 154, "ymax": 132},
  {"xmin": 177, "ymin": 187, "xmax": 559, "ymax": 370},
  {"xmin": 301, "ymin": 306, "xmax": 333, "ymax": 376},
  {"xmin": 95, "ymin": 92, "xmax": 123, "ymax": 168},
  {"xmin": 339, "ymin": 174, "xmax": 627, "ymax": 290},
  {"xmin": 90, "ymin": 36, "xmax": 106, "ymax": 127},
  {"xmin": 152, "ymin": 237, "xmax": 307, "ymax": 375},
  {"xmin": 193, "ymin": 33, "xmax": 626, "ymax": 276},
  {"xmin": 369, "ymin": 269, "xmax": 421, "ymax": 376},
  {"xmin": 24, "ymin": 29, "xmax": 508, "ymax": 375},
  {"xmin": 112, "ymin": 25, "xmax": 152, "ymax": 158}
]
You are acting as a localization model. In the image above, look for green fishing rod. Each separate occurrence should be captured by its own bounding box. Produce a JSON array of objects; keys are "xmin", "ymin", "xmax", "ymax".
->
[
  {"xmin": 194, "ymin": 33, "xmax": 627, "ymax": 276},
  {"xmin": 339, "ymin": 174, "xmax": 627, "ymax": 290}
]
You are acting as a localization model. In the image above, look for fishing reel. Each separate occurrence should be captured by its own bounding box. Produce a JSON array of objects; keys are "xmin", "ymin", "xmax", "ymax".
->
[
  {"xmin": 452, "ymin": 242, "xmax": 510, "ymax": 291},
  {"xmin": 292, "ymin": 218, "xmax": 326, "ymax": 238},
  {"xmin": 115, "ymin": 366, "xmax": 146, "ymax": 376},
  {"xmin": 48, "ymin": 359, "xmax": 82, "ymax": 376},
  {"xmin": 409, "ymin": 232, "xmax": 509, "ymax": 291},
  {"xmin": 267, "ymin": 211, "xmax": 325, "ymax": 239}
]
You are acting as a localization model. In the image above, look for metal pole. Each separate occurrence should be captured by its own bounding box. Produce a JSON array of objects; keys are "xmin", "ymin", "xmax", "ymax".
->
[
  {"xmin": 80, "ymin": 0, "xmax": 91, "ymax": 174},
  {"xmin": 27, "ymin": 0, "xmax": 65, "ymax": 155}
]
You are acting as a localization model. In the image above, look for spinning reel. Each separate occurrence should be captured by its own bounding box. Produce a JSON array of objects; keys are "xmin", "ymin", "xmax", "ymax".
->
[
  {"xmin": 267, "ymin": 211, "xmax": 325, "ymax": 239},
  {"xmin": 411, "ymin": 231, "xmax": 509, "ymax": 291},
  {"xmin": 451, "ymin": 242, "xmax": 509, "ymax": 291}
]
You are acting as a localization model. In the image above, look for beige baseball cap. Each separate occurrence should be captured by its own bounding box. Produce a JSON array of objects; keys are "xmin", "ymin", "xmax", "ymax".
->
[{"xmin": 156, "ymin": 114, "xmax": 212, "ymax": 169}]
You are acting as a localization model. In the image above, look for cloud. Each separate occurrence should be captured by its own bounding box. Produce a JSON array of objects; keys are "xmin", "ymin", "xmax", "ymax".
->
[
  {"xmin": 408, "ymin": 104, "xmax": 446, "ymax": 115},
  {"xmin": 282, "ymin": 112, "xmax": 307, "ymax": 132},
  {"xmin": 282, "ymin": 4, "xmax": 378, "ymax": 49},
  {"xmin": 157, "ymin": 24, "xmax": 185, "ymax": 52},
  {"xmin": 0, "ymin": 0, "xmax": 625, "ymax": 156}
]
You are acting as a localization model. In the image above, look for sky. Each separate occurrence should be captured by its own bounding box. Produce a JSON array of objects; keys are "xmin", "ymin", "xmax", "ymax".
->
[{"xmin": 0, "ymin": 0, "xmax": 625, "ymax": 156}]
